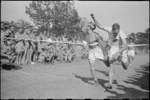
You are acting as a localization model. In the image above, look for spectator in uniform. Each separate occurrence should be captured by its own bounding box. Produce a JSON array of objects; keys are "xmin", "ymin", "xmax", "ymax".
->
[{"xmin": 14, "ymin": 28, "xmax": 25, "ymax": 65}]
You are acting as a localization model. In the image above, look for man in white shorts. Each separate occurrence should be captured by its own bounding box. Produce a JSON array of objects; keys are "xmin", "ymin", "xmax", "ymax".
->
[
  {"xmin": 91, "ymin": 13, "xmax": 132, "ymax": 89},
  {"xmin": 84, "ymin": 21, "xmax": 107, "ymax": 85},
  {"xmin": 127, "ymin": 37, "xmax": 136, "ymax": 61}
]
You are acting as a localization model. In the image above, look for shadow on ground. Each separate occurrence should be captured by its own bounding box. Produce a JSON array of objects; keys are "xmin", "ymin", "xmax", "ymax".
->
[
  {"xmin": 72, "ymin": 73, "xmax": 95, "ymax": 85},
  {"xmin": 95, "ymin": 70, "xmax": 109, "ymax": 77},
  {"xmin": 73, "ymin": 63, "xmax": 149, "ymax": 99},
  {"xmin": 107, "ymin": 63, "xmax": 149, "ymax": 99},
  {"xmin": 1, "ymin": 64, "xmax": 22, "ymax": 70}
]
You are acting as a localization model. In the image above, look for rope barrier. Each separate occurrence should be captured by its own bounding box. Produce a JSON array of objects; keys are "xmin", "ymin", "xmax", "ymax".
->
[
  {"xmin": 4, "ymin": 37, "xmax": 85, "ymax": 45},
  {"xmin": 128, "ymin": 44, "xmax": 149, "ymax": 47},
  {"xmin": 3, "ymin": 37, "xmax": 149, "ymax": 47}
]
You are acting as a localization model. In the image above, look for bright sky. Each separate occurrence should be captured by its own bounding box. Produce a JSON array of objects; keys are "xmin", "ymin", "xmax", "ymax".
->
[{"xmin": 1, "ymin": 1, "xmax": 149, "ymax": 40}]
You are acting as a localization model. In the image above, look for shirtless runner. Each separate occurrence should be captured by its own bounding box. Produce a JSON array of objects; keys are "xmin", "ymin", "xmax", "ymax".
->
[{"xmin": 84, "ymin": 21, "xmax": 108, "ymax": 86}]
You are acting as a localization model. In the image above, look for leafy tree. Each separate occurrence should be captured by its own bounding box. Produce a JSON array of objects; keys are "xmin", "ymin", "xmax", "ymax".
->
[
  {"xmin": 127, "ymin": 32, "xmax": 136, "ymax": 42},
  {"xmin": 17, "ymin": 19, "xmax": 32, "ymax": 29},
  {"xmin": 134, "ymin": 28, "xmax": 149, "ymax": 51},
  {"xmin": 145, "ymin": 27, "xmax": 149, "ymax": 43},
  {"xmin": 135, "ymin": 31, "xmax": 149, "ymax": 44},
  {"xmin": 26, "ymin": 1, "xmax": 80, "ymax": 39},
  {"xmin": 76, "ymin": 17, "xmax": 90, "ymax": 41},
  {"xmin": 78, "ymin": 17, "xmax": 89, "ymax": 33}
]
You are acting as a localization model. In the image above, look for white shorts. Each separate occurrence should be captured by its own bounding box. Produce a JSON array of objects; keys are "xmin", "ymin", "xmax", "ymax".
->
[
  {"xmin": 88, "ymin": 46, "xmax": 104, "ymax": 61},
  {"xmin": 128, "ymin": 49, "xmax": 135, "ymax": 57},
  {"xmin": 108, "ymin": 46, "xmax": 128, "ymax": 63}
]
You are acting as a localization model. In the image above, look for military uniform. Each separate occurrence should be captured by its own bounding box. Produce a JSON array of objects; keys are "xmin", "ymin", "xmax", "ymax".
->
[
  {"xmin": 38, "ymin": 32, "xmax": 48, "ymax": 63},
  {"xmin": 47, "ymin": 43, "xmax": 56, "ymax": 64},
  {"xmin": 14, "ymin": 30, "xmax": 25, "ymax": 65},
  {"xmin": 35, "ymin": 34, "xmax": 42, "ymax": 63},
  {"xmin": 38, "ymin": 51, "xmax": 47, "ymax": 63},
  {"xmin": 67, "ymin": 45, "xmax": 74, "ymax": 62},
  {"xmin": 19, "ymin": 31, "xmax": 29, "ymax": 65},
  {"xmin": 55, "ymin": 42, "xmax": 61, "ymax": 61},
  {"xmin": 29, "ymin": 32, "xmax": 36, "ymax": 64}
]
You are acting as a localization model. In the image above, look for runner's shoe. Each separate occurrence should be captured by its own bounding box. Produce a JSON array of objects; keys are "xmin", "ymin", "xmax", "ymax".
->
[
  {"xmin": 105, "ymin": 83, "xmax": 112, "ymax": 89},
  {"xmin": 94, "ymin": 79, "xmax": 99, "ymax": 86}
]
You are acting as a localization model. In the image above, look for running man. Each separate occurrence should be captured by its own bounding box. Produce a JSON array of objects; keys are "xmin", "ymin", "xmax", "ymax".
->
[
  {"xmin": 91, "ymin": 13, "xmax": 131, "ymax": 89},
  {"xmin": 84, "ymin": 21, "xmax": 108, "ymax": 85},
  {"xmin": 127, "ymin": 36, "xmax": 136, "ymax": 61}
]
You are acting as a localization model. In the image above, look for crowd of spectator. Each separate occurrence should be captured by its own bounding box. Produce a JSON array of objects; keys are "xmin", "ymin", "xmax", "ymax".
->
[{"xmin": 1, "ymin": 21, "xmax": 88, "ymax": 68}]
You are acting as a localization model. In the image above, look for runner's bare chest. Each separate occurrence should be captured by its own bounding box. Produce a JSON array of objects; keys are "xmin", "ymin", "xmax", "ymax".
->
[{"xmin": 86, "ymin": 32, "xmax": 98, "ymax": 44}]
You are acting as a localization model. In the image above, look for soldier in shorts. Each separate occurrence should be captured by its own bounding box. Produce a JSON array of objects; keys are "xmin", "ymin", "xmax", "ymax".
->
[
  {"xmin": 127, "ymin": 37, "xmax": 136, "ymax": 61},
  {"xmin": 91, "ymin": 13, "xmax": 131, "ymax": 89},
  {"xmin": 84, "ymin": 21, "xmax": 107, "ymax": 85}
]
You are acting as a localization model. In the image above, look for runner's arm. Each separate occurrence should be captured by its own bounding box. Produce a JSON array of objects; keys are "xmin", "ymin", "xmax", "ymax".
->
[{"xmin": 91, "ymin": 14, "xmax": 111, "ymax": 33}]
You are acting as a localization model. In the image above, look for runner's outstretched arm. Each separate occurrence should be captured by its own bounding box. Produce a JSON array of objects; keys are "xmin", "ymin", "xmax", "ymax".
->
[{"xmin": 91, "ymin": 13, "xmax": 110, "ymax": 33}]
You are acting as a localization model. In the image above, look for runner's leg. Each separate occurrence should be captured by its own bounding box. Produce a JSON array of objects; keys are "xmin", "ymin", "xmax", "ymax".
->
[
  {"xmin": 89, "ymin": 59, "xmax": 99, "ymax": 85},
  {"xmin": 120, "ymin": 50, "xmax": 130, "ymax": 70}
]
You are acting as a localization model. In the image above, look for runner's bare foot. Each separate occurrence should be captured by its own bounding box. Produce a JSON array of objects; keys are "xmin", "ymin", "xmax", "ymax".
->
[{"xmin": 105, "ymin": 83, "xmax": 112, "ymax": 89}]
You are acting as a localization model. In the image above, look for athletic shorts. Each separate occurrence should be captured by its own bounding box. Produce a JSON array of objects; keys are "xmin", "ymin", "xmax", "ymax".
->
[
  {"xmin": 108, "ymin": 45, "xmax": 136, "ymax": 69},
  {"xmin": 88, "ymin": 46, "xmax": 104, "ymax": 61},
  {"xmin": 108, "ymin": 45, "xmax": 129, "ymax": 62}
]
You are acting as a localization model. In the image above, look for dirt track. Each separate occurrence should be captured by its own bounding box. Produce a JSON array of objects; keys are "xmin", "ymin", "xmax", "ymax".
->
[{"xmin": 1, "ymin": 55, "xmax": 149, "ymax": 99}]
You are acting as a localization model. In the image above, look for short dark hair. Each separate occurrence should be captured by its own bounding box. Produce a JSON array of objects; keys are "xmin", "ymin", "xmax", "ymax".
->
[{"xmin": 112, "ymin": 23, "xmax": 120, "ymax": 30}]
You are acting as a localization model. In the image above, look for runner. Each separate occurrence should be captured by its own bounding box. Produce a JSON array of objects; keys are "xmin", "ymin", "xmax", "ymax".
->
[
  {"xmin": 84, "ymin": 20, "xmax": 107, "ymax": 85},
  {"xmin": 91, "ymin": 13, "xmax": 131, "ymax": 89},
  {"xmin": 127, "ymin": 36, "xmax": 136, "ymax": 61}
]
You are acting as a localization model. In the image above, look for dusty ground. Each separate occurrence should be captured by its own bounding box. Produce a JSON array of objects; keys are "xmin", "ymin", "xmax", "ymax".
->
[{"xmin": 1, "ymin": 54, "xmax": 149, "ymax": 99}]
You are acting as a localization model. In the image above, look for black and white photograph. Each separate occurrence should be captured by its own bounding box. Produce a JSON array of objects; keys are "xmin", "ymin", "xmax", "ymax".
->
[{"xmin": 1, "ymin": 1, "xmax": 149, "ymax": 99}]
